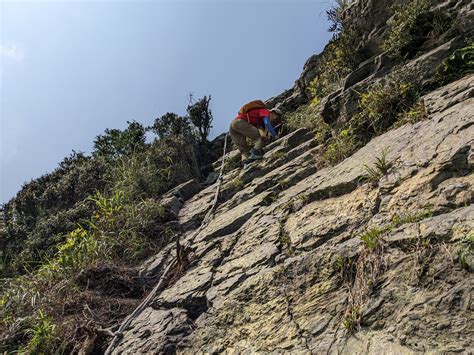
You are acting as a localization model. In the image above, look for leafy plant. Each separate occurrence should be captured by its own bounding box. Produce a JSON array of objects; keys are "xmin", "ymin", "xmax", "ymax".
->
[
  {"xmin": 436, "ymin": 43, "xmax": 474, "ymax": 85},
  {"xmin": 429, "ymin": 10, "xmax": 453, "ymax": 39},
  {"xmin": 110, "ymin": 136, "xmax": 200, "ymax": 202},
  {"xmin": 285, "ymin": 104, "xmax": 331, "ymax": 144},
  {"xmin": 308, "ymin": 0, "xmax": 367, "ymax": 105},
  {"xmin": 393, "ymin": 100, "xmax": 428, "ymax": 128},
  {"xmin": 390, "ymin": 208, "xmax": 433, "ymax": 228},
  {"xmin": 352, "ymin": 74, "xmax": 420, "ymax": 137},
  {"xmin": 1, "ymin": 153, "xmax": 107, "ymax": 277},
  {"xmin": 382, "ymin": 0, "xmax": 431, "ymax": 58},
  {"xmin": 308, "ymin": 33, "xmax": 364, "ymax": 103},
  {"xmin": 232, "ymin": 177, "xmax": 244, "ymax": 189},
  {"xmin": 326, "ymin": 0, "xmax": 354, "ymax": 34},
  {"xmin": 151, "ymin": 112, "xmax": 195, "ymax": 139},
  {"xmin": 18, "ymin": 310, "xmax": 57, "ymax": 354},
  {"xmin": 319, "ymin": 127, "xmax": 360, "ymax": 166},
  {"xmin": 93, "ymin": 120, "xmax": 147, "ymax": 161},
  {"xmin": 359, "ymin": 227, "xmax": 383, "ymax": 250},
  {"xmin": 458, "ymin": 232, "xmax": 474, "ymax": 271},
  {"xmin": 358, "ymin": 207, "xmax": 433, "ymax": 251},
  {"xmin": 362, "ymin": 147, "xmax": 391, "ymax": 183},
  {"xmin": 342, "ymin": 307, "xmax": 360, "ymax": 331}
]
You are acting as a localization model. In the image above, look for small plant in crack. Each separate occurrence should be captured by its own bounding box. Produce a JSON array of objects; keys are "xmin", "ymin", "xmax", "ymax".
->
[
  {"xmin": 359, "ymin": 227, "xmax": 384, "ymax": 250},
  {"xmin": 458, "ymin": 231, "xmax": 474, "ymax": 271},
  {"xmin": 278, "ymin": 178, "xmax": 290, "ymax": 190},
  {"xmin": 232, "ymin": 177, "xmax": 244, "ymax": 189},
  {"xmin": 270, "ymin": 151, "xmax": 286, "ymax": 160},
  {"xmin": 342, "ymin": 307, "xmax": 360, "ymax": 332},
  {"xmin": 361, "ymin": 147, "xmax": 392, "ymax": 184},
  {"xmin": 334, "ymin": 254, "xmax": 355, "ymax": 280},
  {"xmin": 262, "ymin": 192, "xmax": 280, "ymax": 205},
  {"xmin": 278, "ymin": 211, "xmax": 295, "ymax": 256},
  {"xmin": 411, "ymin": 234, "xmax": 435, "ymax": 283},
  {"xmin": 391, "ymin": 207, "xmax": 433, "ymax": 227},
  {"xmin": 280, "ymin": 231, "xmax": 294, "ymax": 256},
  {"xmin": 359, "ymin": 206, "xmax": 433, "ymax": 250},
  {"xmin": 297, "ymin": 194, "xmax": 310, "ymax": 204}
]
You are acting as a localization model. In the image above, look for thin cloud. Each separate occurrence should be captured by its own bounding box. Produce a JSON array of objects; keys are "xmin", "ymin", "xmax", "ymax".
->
[{"xmin": 0, "ymin": 43, "xmax": 26, "ymax": 62}]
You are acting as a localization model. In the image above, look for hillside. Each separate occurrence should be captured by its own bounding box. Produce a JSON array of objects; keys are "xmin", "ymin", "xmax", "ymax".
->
[{"xmin": 1, "ymin": 0, "xmax": 473, "ymax": 353}]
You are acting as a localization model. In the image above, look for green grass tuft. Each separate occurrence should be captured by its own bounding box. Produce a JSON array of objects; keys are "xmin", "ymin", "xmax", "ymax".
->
[{"xmin": 362, "ymin": 147, "xmax": 392, "ymax": 183}]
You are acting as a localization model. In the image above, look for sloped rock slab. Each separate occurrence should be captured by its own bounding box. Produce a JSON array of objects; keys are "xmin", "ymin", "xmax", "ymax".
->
[
  {"xmin": 182, "ymin": 206, "xmax": 474, "ymax": 353},
  {"xmin": 113, "ymin": 307, "xmax": 192, "ymax": 354}
]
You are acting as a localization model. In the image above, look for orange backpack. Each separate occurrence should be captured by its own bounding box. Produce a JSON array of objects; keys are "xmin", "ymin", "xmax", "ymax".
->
[{"xmin": 238, "ymin": 100, "xmax": 267, "ymax": 114}]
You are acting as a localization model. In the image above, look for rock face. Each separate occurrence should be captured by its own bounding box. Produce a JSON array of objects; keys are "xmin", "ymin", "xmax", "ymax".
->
[
  {"xmin": 268, "ymin": 0, "xmax": 473, "ymax": 121},
  {"xmin": 108, "ymin": 0, "xmax": 474, "ymax": 352},
  {"xmin": 113, "ymin": 74, "xmax": 474, "ymax": 353}
]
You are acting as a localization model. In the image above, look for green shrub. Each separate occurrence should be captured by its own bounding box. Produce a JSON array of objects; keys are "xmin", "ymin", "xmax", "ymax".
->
[
  {"xmin": 187, "ymin": 95, "xmax": 213, "ymax": 143},
  {"xmin": 152, "ymin": 112, "xmax": 195, "ymax": 139},
  {"xmin": 342, "ymin": 307, "xmax": 360, "ymax": 331},
  {"xmin": 308, "ymin": 33, "xmax": 364, "ymax": 104},
  {"xmin": 315, "ymin": 66, "xmax": 422, "ymax": 169},
  {"xmin": 326, "ymin": 0, "xmax": 354, "ymax": 34},
  {"xmin": 352, "ymin": 80, "xmax": 419, "ymax": 136},
  {"xmin": 436, "ymin": 43, "xmax": 474, "ymax": 85},
  {"xmin": 110, "ymin": 136, "xmax": 200, "ymax": 202},
  {"xmin": 382, "ymin": 0, "xmax": 431, "ymax": 58},
  {"xmin": 285, "ymin": 105, "xmax": 330, "ymax": 143},
  {"xmin": 18, "ymin": 310, "xmax": 58, "ymax": 354},
  {"xmin": 319, "ymin": 127, "xmax": 360, "ymax": 166},
  {"xmin": 359, "ymin": 227, "xmax": 383, "ymax": 250},
  {"xmin": 382, "ymin": 0, "xmax": 454, "ymax": 59},
  {"xmin": 350, "ymin": 66, "xmax": 422, "ymax": 140},
  {"xmin": 308, "ymin": 0, "xmax": 367, "ymax": 104},
  {"xmin": 1, "ymin": 190, "xmax": 170, "ymax": 352},
  {"xmin": 458, "ymin": 232, "xmax": 474, "ymax": 271},
  {"xmin": 93, "ymin": 120, "xmax": 147, "ymax": 162},
  {"xmin": 1, "ymin": 153, "xmax": 108, "ymax": 277},
  {"xmin": 393, "ymin": 100, "xmax": 428, "ymax": 128}
]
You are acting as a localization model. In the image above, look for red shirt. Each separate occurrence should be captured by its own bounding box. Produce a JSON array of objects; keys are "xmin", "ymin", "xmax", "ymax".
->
[{"xmin": 236, "ymin": 108, "xmax": 271, "ymax": 128}]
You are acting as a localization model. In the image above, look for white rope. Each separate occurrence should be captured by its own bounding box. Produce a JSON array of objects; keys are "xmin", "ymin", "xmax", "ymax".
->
[{"xmin": 104, "ymin": 132, "xmax": 230, "ymax": 354}]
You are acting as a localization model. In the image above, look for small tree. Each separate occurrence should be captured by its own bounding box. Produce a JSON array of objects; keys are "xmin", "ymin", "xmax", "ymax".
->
[
  {"xmin": 187, "ymin": 95, "xmax": 213, "ymax": 143},
  {"xmin": 151, "ymin": 112, "xmax": 194, "ymax": 139},
  {"xmin": 93, "ymin": 120, "xmax": 146, "ymax": 161}
]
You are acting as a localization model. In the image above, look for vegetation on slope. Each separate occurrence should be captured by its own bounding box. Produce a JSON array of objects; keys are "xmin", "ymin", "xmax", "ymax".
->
[
  {"xmin": 287, "ymin": 0, "xmax": 472, "ymax": 168},
  {"xmin": 0, "ymin": 96, "xmax": 214, "ymax": 352}
]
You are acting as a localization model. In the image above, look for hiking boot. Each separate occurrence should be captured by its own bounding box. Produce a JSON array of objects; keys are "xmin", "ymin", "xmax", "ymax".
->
[{"xmin": 249, "ymin": 149, "xmax": 263, "ymax": 161}]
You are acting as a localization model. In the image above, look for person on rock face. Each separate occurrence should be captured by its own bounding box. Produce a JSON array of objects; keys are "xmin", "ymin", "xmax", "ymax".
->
[{"xmin": 229, "ymin": 101, "xmax": 283, "ymax": 164}]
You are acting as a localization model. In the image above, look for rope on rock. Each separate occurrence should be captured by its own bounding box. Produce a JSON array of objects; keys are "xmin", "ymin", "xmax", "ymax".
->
[{"xmin": 104, "ymin": 132, "xmax": 229, "ymax": 355}]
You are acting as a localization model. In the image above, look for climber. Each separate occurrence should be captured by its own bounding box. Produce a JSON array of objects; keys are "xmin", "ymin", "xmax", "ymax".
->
[{"xmin": 229, "ymin": 100, "xmax": 283, "ymax": 165}]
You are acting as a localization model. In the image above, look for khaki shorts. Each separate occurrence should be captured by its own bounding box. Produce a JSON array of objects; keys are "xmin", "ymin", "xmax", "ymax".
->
[{"xmin": 229, "ymin": 118, "xmax": 264, "ymax": 160}]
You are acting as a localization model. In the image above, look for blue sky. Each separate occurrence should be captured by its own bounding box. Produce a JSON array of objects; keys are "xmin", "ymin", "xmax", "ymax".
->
[{"xmin": 1, "ymin": 0, "xmax": 334, "ymax": 203}]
